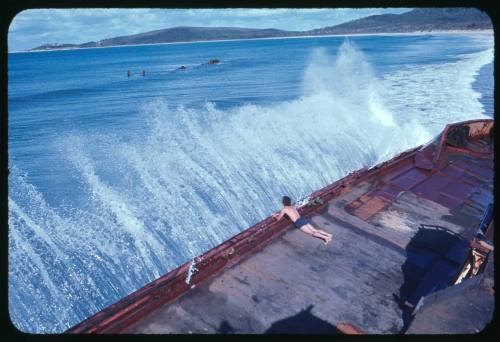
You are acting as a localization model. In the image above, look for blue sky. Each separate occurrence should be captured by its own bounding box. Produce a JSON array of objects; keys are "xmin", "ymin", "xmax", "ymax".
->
[{"xmin": 8, "ymin": 8, "xmax": 411, "ymax": 51}]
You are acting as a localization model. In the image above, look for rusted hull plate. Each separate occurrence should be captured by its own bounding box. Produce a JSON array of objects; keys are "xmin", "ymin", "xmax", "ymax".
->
[
  {"xmin": 389, "ymin": 168, "xmax": 429, "ymax": 190},
  {"xmin": 346, "ymin": 119, "xmax": 493, "ymax": 220}
]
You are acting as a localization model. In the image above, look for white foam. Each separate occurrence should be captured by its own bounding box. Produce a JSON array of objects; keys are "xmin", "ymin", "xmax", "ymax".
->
[{"xmin": 382, "ymin": 47, "xmax": 493, "ymax": 134}]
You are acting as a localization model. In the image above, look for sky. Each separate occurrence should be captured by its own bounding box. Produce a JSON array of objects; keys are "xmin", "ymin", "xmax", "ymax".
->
[{"xmin": 8, "ymin": 8, "xmax": 412, "ymax": 52}]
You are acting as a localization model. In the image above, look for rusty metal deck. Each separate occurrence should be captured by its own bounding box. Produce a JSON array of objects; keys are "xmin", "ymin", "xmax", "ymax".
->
[{"xmin": 67, "ymin": 119, "xmax": 494, "ymax": 334}]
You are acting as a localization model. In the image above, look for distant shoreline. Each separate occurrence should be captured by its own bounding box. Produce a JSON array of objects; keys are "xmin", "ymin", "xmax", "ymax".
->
[{"xmin": 10, "ymin": 29, "xmax": 493, "ymax": 54}]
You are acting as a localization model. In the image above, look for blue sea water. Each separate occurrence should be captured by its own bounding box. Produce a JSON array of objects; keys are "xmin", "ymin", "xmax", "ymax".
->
[{"xmin": 8, "ymin": 33, "xmax": 494, "ymax": 333}]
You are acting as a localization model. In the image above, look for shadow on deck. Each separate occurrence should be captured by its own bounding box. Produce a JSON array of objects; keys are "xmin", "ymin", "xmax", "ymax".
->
[
  {"xmin": 265, "ymin": 305, "xmax": 341, "ymax": 334},
  {"xmin": 394, "ymin": 225, "xmax": 470, "ymax": 333},
  {"xmin": 215, "ymin": 305, "xmax": 341, "ymax": 334}
]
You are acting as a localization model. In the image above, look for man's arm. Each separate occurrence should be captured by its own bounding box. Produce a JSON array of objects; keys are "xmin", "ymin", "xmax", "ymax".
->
[{"xmin": 271, "ymin": 209, "xmax": 285, "ymax": 221}]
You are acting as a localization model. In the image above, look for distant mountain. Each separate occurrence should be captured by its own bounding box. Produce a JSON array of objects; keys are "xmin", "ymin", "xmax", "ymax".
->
[
  {"xmin": 307, "ymin": 8, "xmax": 492, "ymax": 35},
  {"xmin": 96, "ymin": 27, "xmax": 299, "ymax": 46},
  {"xmin": 31, "ymin": 8, "xmax": 492, "ymax": 51},
  {"xmin": 31, "ymin": 27, "xmax": 299, "ymax": 51}
]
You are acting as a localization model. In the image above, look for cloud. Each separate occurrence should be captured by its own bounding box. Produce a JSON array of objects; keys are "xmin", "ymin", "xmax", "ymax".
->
[{"xmin": 8, "ymin": 8, "xmax": 411, "ymax": 51}]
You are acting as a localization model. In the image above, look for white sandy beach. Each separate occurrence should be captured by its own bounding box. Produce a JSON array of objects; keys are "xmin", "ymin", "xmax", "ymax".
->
[{"xmin": 11, "ymin": 29, "xmax": 494, "ymax": 54}]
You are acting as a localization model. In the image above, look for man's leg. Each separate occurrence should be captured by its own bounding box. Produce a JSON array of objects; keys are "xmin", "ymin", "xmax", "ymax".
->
[
  {"xmin": 306, "ymin": 224, "xmax": 332, "ymax": 242},
  {"xmin": 319, "ymin": 229, "xmax": 332, "ymax": 241},
  {"xmin": 300, "ymin": 225, "xmax": 329, "ymax": 243}
]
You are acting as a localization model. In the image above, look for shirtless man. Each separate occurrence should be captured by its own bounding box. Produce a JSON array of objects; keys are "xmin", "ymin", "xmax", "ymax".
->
[{"xmin": 272, "ymin": 196, "xmax": 332, "ymax": 244}]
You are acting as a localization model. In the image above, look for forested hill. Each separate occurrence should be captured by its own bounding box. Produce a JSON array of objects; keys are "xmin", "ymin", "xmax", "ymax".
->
[{"xmin": 31, "ymin": 8, "xmax": 492, "ymax": 51}]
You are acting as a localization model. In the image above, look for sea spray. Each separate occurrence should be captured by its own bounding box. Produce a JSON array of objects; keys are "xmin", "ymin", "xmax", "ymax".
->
[
  {"xmin": 301, "ymin": 41, "xmax": 430, "ymax": 162},
  {"xmin": 382, "ymin": 47, "xmax": 493, "ymax": 131}
]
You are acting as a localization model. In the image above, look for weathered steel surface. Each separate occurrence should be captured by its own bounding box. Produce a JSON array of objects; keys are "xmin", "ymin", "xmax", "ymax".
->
[
  {"xmin": 414, "ymin": 140, "xmax": 437, "ymax": 170},
  {"xmin": 467, "ymin": 120, "xmax": 494, "ymax": 139},
  {"xmin": 345, "ymin": 119, "xmax": 494, "ymax": 220},
  {"xmin": 65, "ymin": 119, "xmax": 494, "ymax": 334},
  {"xmin": 389, "ymin": 168, "xmax": 429, "ymax": 190},
  {"xmin": 126, "ymin": 207, "xmax": 408, "ymax": 334},
  {"xmin": 348, "ymin": 195, "xmax": 391, "ymax": 220},
  {"xmin": 405, "ymin": 252, "xmax": 494, "ymax": 334},
  {"xmin": 336, "ymin": 323, "xmax": 366, "ymax": 334}
]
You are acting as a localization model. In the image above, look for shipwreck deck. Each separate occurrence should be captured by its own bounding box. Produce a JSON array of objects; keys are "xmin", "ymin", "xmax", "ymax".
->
[
  {"xmin": 126, "ymin": 120, "xmax": 494, "ymax": 334},
  {"xmin": 126, "ymin": 187, "xmax": 408, "ymax": 334},
  {"xmin": 67, "ymin": 119, "xmax": 494, "ymax": 334}
]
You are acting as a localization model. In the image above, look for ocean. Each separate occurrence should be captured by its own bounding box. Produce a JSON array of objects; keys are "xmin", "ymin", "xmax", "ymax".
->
[{"xmin": 8, "ymin": 33, "xmax": 494, "ymax": 333}]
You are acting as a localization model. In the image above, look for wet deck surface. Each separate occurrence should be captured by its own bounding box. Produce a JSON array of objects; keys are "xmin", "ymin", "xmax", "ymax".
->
[{"xmin": 126, "ymin": 139, "xmax": 493, "ymax": 334}]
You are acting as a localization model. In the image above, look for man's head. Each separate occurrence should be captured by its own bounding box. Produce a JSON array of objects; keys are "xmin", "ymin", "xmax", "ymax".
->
[{"xmin": 282, "ymin": 196, "xmax": 291, "ymax": 206}]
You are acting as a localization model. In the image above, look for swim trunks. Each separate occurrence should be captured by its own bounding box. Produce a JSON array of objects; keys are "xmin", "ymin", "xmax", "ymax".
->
[{"xmin": 294, "ymin": 216, "xmax": 309, "ymax": 229}]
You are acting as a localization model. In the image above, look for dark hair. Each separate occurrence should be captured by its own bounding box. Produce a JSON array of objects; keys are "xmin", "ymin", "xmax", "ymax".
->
[{"xmin": 282, "ymin": 196, "xmax": 291, "ymax": 206}]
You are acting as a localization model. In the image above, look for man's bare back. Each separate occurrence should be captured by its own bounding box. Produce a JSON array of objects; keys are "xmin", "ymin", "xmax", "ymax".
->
[
  {"xmin": 272, "ymin": 196, "xmax": 332, "ymax": 244},
  {"xmin": 276, "ymin": 205, "xmax": 300, "ymax": 222}
]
